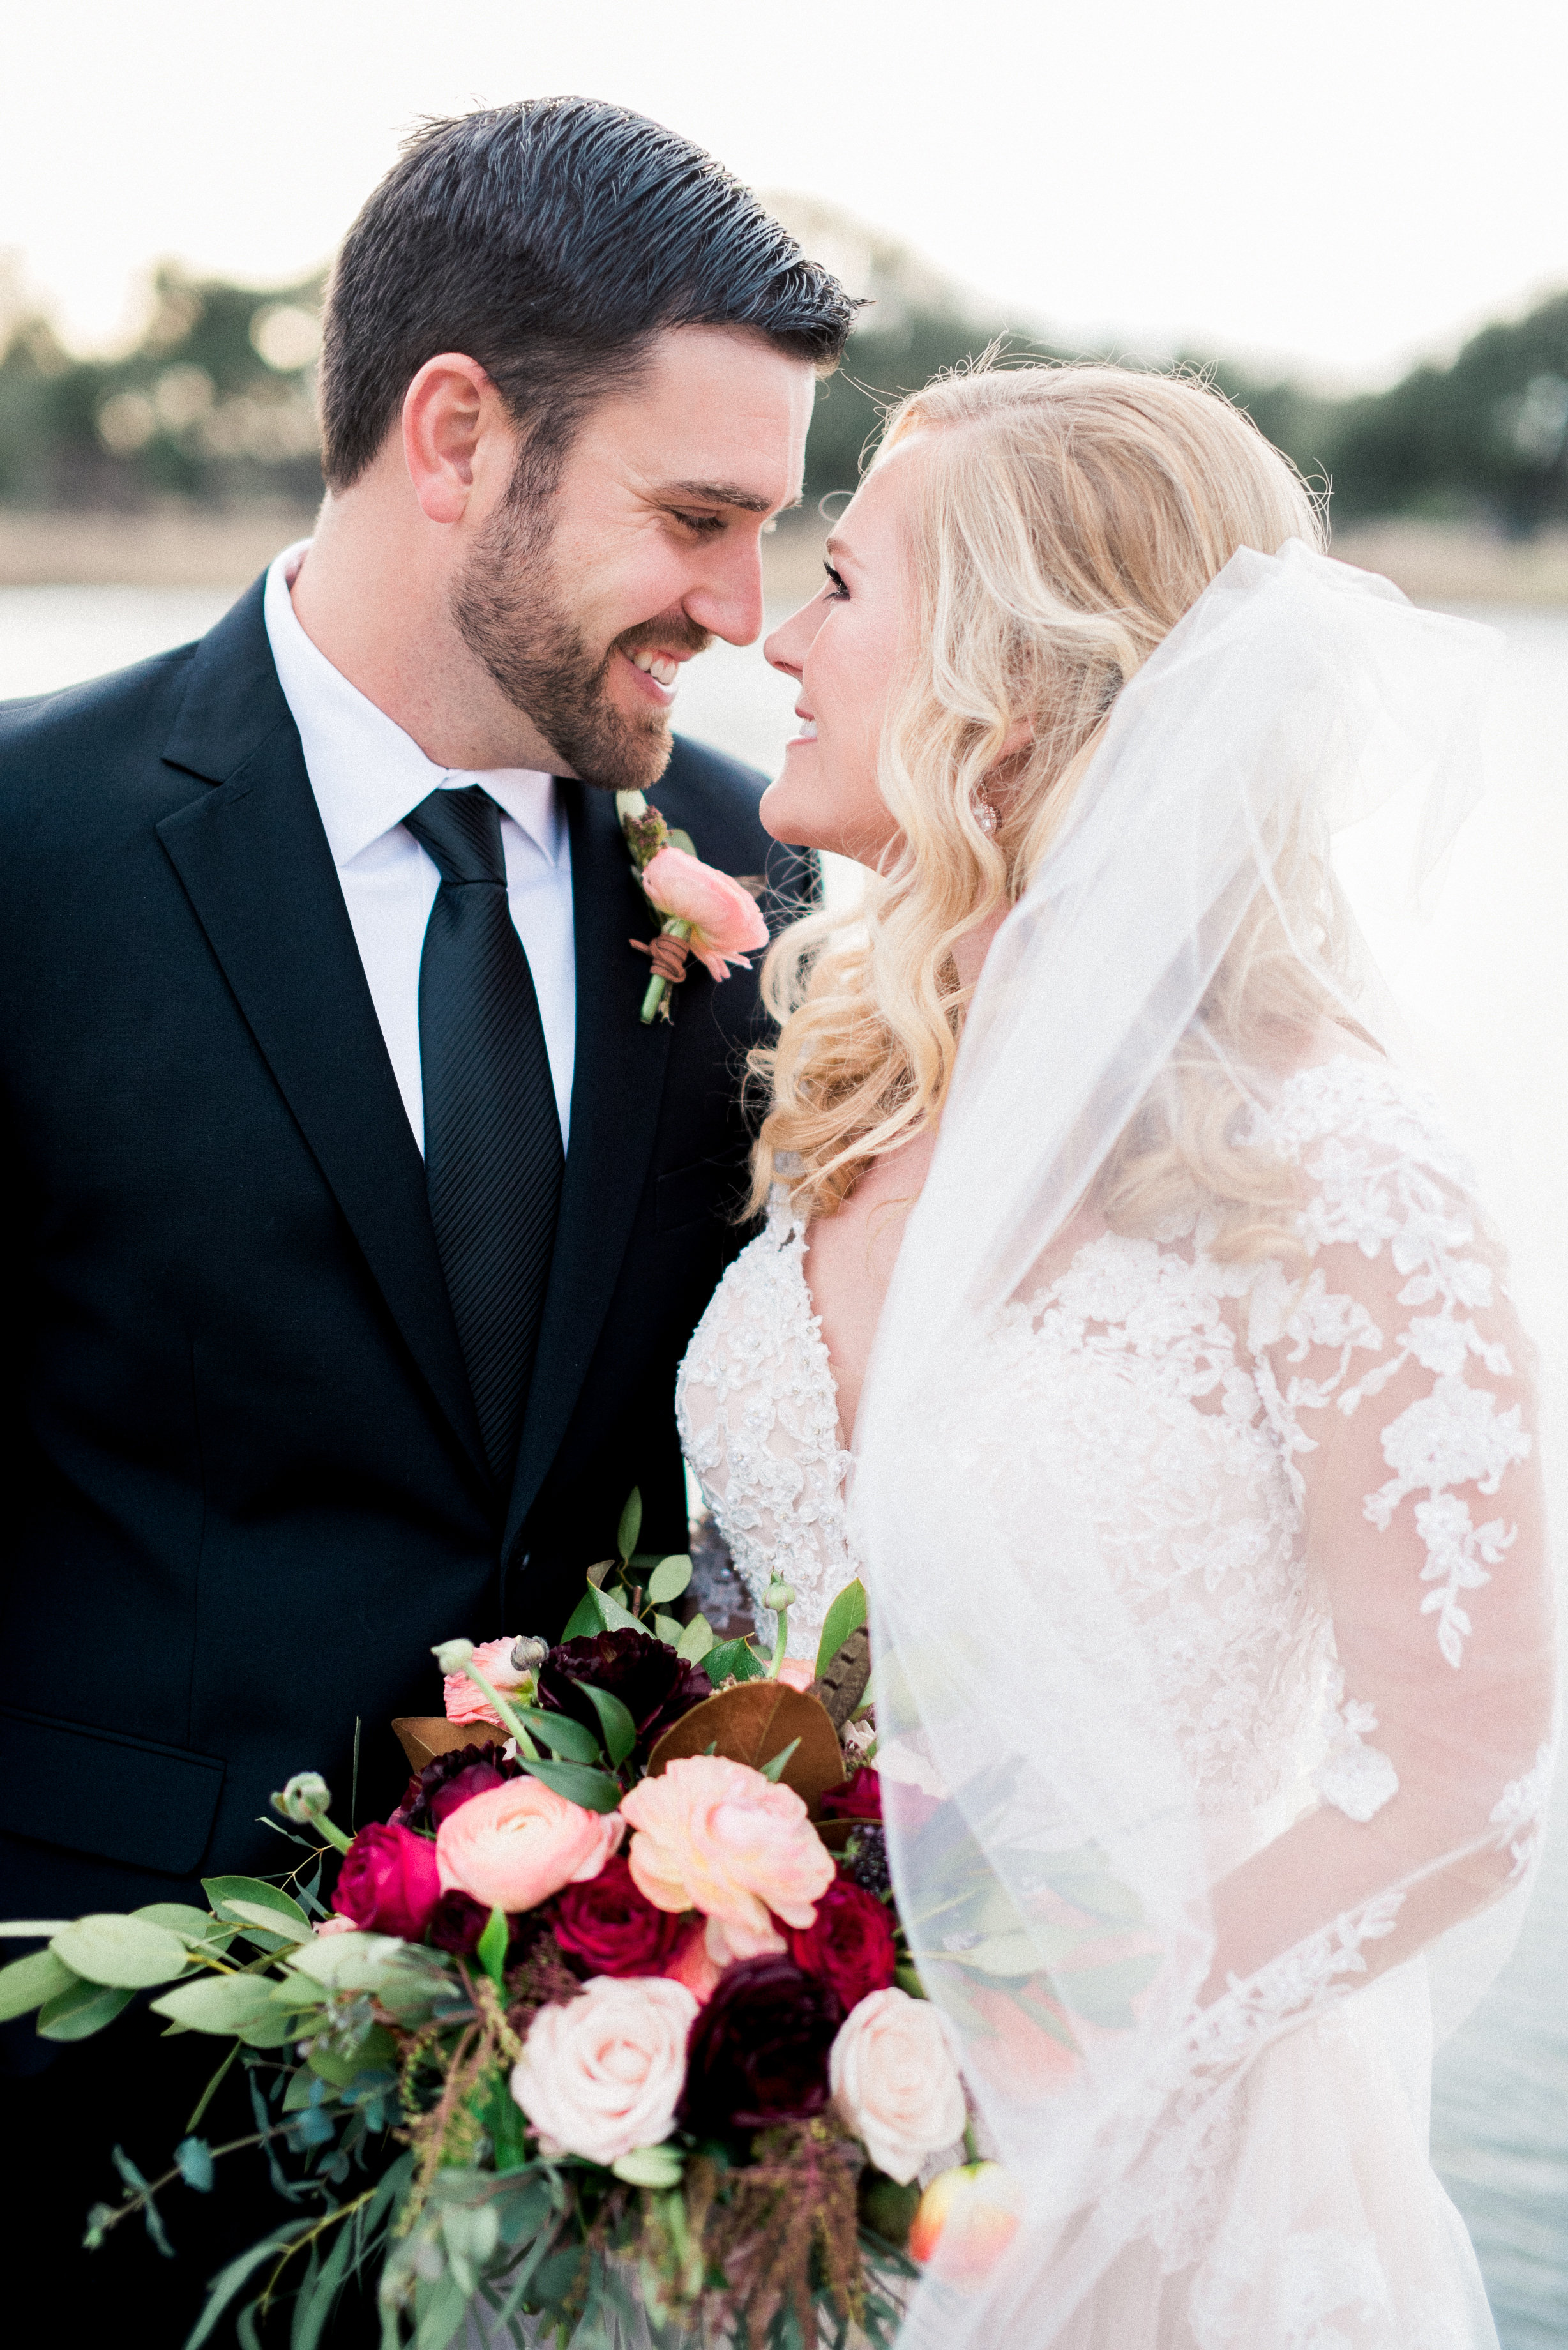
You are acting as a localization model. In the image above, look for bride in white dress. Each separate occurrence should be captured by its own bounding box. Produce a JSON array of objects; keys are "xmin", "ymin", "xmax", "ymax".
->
[{"xmin": 677, "ymin": 365, "xmax": 1556, "ymax": 2347}]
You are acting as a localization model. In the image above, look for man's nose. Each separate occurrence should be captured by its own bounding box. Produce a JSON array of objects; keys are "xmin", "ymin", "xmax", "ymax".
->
[{"xmin": 685, "ymin": 538, "xmax": 767, "ymax": 649}]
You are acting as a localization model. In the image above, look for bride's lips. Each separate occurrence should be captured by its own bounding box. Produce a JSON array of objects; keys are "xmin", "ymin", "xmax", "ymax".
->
[
  {"xmin": 785, "ymin": 706, "xmax": 818, "ymax": 748},
  {"xmin": 620, "ymin": 646, "xmax": 686, "ymax": 708}
]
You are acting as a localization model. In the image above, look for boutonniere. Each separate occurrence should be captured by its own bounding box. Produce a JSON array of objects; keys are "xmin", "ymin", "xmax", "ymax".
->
[{"xmin": 616, "ymin": 790, "xmax": 770, "ymax": 1026}]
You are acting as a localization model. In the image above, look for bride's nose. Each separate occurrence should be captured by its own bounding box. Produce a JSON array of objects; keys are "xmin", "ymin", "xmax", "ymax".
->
[{"xmin": 764, "ymin": 593, "xmax": 828, "ymax": 679}]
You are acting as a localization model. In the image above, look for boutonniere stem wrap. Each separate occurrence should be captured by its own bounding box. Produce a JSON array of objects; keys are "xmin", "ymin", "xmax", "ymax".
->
[{"xmin": 617, "ymin": 791, "xmax": 769, "ymax": 1025}]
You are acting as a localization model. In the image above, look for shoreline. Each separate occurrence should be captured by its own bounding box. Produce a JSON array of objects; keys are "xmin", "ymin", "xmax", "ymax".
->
[{"xmin": 3, "ymin": 507, "xmax": 1568, "ymax": 608}]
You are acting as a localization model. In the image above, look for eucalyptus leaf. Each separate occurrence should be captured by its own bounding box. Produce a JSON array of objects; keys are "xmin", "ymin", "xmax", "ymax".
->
[
  {"xmin": 283, "ymin": 1932, "xmax": 407, "ymax": 1991},
  {"xmin": 52, "ymin": 1912, "xmax": 190, "ymax": 1989},
  {"xmin": 513, "ymin": 1706, "xmax": 601, "ymax": 1765},
  {"xmin": 675, "ymin": 1612, "xmax": 715, "ymax": 1664},
  {"xmin": 203, "ymin": 1876, "xmax": 312, "ymax": 1934},
  {"xmin": 652, "ymin": 1612, "xmax": 685, "ymax": 1647},
  {"xmin": 610, "ymin": 2143, "xmax": 684, "ymax": 2188},
  {"xmin": 616, "ymin": 1487, "xmax": 644, "ymax": 1563},
  {"xmin": 585, "ymin": 1558, "xmax": 615, "ymax": 1589},
  {"xmin": 183, "ymin": 2220, "xmax": 320, "ymax": 2350},
  {"xmin": 223, "ymin": 1899, "xmax": 314, "ymax": 1944},
  {"xmin": 578, "ymin": 1682, "xmax": 637, "ymax": 1768},
  {"xmin": 151, "ymin": 1973, "xmax": 280, "ymax": 2034},
  {"xmin": 596, "ymin": 1583, "xmax": 644, "ymax": 1634},
  {"xmin": 646, "ymin": 1554, "xmax": 692, "ymax": 1605},
  {"xmin": 0, "ymin": 1946, "xmax": 77, "ymax": 2021},
  {"xmin": 1055, "ymin": 1951, "xmax": 1164, "ymax": 2026},
  {"xmin": 517, "ymin": 1754, "xmax": 624, "ymax": 1814},
  {"xmin": 175, "ymin": 2135, "xmax": 216, "ymax": 2192},
  {"xmin": 37, "ymin": 1976, "xmax": 135, "ymax": 2040},
  {"xmin": 134, "ymin": 1902, "xmax": 217, "ymax": 1937},
  {"xmin": 305, "ymin": 2023, "xmax": 398, "ymax": 2086}
]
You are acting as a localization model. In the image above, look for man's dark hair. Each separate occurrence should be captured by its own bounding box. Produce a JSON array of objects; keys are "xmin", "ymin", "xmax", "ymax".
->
[{"xmin": 319, "ymin": 97, "xmax": 857, "ymax": 490}]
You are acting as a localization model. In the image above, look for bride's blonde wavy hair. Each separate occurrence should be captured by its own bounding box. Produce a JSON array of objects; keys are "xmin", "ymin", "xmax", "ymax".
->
[{"xmin": 749, "ymin": 361, "xmax": 1348, "ymax": 1259}]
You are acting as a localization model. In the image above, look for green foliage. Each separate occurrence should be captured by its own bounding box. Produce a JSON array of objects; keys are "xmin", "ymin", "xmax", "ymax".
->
[
  {"xmin": 705, "ymin": 1636, "xmax": 767, "ymax": 1685},
  {"xmin": 0, "ymin": 1946, "xmax": 77, "ymax": 2019},
  {"xmin": 51, "ymin": 1911, "xmax": 190, "ymax": 1987},
  {"xmin": 646, "ymin": 1553, "xmax": 693, "ymax": 1605},
  {"xmin": 617, "ymin": 1487, "xmax": 644, "ymax": 1563},
  {"xmin": 759, "ymin": 1738, "xmax": 802, "ymax": 1784},
  {"xmin": 516, "ymin": 1753, "xmax": 624, "ymax": 1812},
  {"xmin": 150, "ymin": 1973, "xmax": 282, "ymax": 2035},
  {"xmin": 513, "ymin": 1704, "xmax": 603, "ymax": 1764},
  {"xmin": 36, "ymin": 1974, "xmax": 135, "ymax": 2040},
  {"xmin": 578, "ymin": 1681, "xmax": 638, "ymax": 1766},
  {"xmin": 815, "ymin": 1580, "xmax": 868, "ymax": 1681},
  {"xmin": 476, "ymin": 1906, "xmax": 509, "ymax": 1989}
]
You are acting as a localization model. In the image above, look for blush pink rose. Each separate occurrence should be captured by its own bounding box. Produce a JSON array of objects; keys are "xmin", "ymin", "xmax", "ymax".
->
[
  {"xmin": 640, "ymin": 847, "xmax": 769, "ymax": 982},
  {"xmin": 619, "ymin": 1754, "xmax": 835, "ymax": 1965},
  {"xmin": 510, "ymin": 1973, "xmax": 698, "ymax": 2164},
  {"xmin": 829, "ymin": 1987, "xmax": 967, "ymax": 2184},
  {"xmin": 443, "ymin": 1635, "xmax": 532, "ymax": 1727},
  {"xmin": 774, "ymin": 1658, "xmax": 816, "ymax": 1693},
  {"xmin": 436, "ymin": 1777, "xmax": 623, "ymax": 1913}
]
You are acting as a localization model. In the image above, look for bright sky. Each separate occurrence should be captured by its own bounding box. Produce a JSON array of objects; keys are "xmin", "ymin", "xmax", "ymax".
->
[{"xmin": 4, "ymin": 0, "xmax": 1564, "ymax": 387}]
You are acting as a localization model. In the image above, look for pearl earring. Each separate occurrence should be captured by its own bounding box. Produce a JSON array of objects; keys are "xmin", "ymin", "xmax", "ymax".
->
[{"xmin": 973, "ymin": 791, "xmax": 999, "ymax": 838}]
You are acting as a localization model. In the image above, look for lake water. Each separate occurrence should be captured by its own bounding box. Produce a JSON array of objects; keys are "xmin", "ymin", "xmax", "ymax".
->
[{"xmin": 3, "ymin": 582, "xmax": 1565, "ymax": 2344}]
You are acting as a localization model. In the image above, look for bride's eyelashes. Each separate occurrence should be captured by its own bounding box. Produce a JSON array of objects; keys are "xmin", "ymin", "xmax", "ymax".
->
[{"xmin": 822, "ymin": 561, "xmax": 850, "ymax": 600}]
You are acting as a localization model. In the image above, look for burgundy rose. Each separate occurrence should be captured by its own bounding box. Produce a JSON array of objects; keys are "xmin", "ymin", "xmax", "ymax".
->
[
  {"xmin": 787, "ymin": 1876, "xmax": 896, "ymax": 2013},
  {"xmin": 539, "ymin": 1628, "xmax": 711, "ymax": 1759},
  {"xmin": 818, "ymin": 1766, "xmax": 882, "ymax": 1824},
  {"xmin": 553, "ymin": 1853, "xmax": 689, "ymax": 1977},
  {"xmin": 677, "ymin": 1955, "xmax": 844, "ymax": 2138},
  {"xmin": 331, "ymin": 1821, "xmax": 441, "ymax": 1940},
  {"xmin": 426, "ymin": 1888, "xmax": 490, "ymax": 1955},
  {"xmin": 390, "ymin": 1741, "xmax": 520, "ymax": 1833}
]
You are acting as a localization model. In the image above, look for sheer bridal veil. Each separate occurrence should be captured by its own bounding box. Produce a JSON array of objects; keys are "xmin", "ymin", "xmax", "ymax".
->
[{"xmin": 852, "ymin": 542, "xmax": 1557, "ymax": 2346}]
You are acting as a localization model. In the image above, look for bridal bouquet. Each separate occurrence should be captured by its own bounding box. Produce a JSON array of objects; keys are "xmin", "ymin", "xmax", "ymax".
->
[{"xmin": 1, "ymin": 1501, "xmax": 986, "ymax": 2347}]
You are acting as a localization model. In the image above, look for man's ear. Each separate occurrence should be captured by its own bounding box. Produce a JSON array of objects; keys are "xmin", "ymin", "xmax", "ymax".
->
[{"xmin": 401, "ymin": 353, "xmax": 508, "ymax": 526}]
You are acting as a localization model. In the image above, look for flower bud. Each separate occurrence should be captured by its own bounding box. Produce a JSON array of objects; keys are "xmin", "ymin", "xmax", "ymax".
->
[
  {"xmin": 431, "ymin": 1637, "xmax": 474, "ymax": 1674},
  {"xmin": 509, "ymin": 1636, "xmax": 548, "ymax": 1675},
  {"xmin": 764, "ymin": 1581, "xmax": 797, "ymax": 1614},
  {"xmin": 271, "ymin": 1771, "xmax": 332, "ymax": 1824}
]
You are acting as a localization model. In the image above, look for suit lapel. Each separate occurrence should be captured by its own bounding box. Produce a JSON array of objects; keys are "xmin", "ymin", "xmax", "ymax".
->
[
  {"xmin": 156, "ymin": 582, "xmax": 489, "ymax": 1484},
  {"xmin": 503, "ymin": 784, "xmax": 673, "ymax": 1549}
]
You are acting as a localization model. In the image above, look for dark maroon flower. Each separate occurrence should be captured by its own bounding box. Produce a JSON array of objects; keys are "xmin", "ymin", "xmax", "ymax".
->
[
  {"xmin": 787, "ymin": 1877, "xmax": 896, "ymax": 2013},
  {"xmin": 818, "ymin": 1766, "xmax": 882, "ymax": 1824},
  {"xmin": 426, "ymin": 1888, "xmax": 490, "ymax": 1956},
  {"xmin": 390, "ymin": 1741, "xmax": 520, "ymax": 1833},
  {"xmin": 552, "ymin": 1853, "xmax": 688, "ymax": 1978},
  {"xmin": 331, "ymin": 1822, "xmax": 441, "ymax": 1940},
  {"xmin": 677, "ymin": 1955, "xmax": 844, "ymax": 2137},
  {"xmin": 539, "ymin": 1628, "xmax": 711, "ymax": 1758}
]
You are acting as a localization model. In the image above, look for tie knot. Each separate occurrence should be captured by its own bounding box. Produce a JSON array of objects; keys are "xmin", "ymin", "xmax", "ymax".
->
[{"xmin": 405, "ymin": 785, "xmax": 507, "ymax": 887}]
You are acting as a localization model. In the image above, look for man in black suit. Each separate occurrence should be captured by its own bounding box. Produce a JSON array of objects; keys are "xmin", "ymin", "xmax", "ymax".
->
[{"xmin": 0, "ymin": 98, "xmax": 850, "ymax": 2317}]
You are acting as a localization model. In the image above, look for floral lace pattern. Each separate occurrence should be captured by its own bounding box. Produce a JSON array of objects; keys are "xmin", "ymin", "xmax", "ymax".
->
[{"xmin": 676, "ymin": 1192, "xmax": 856, "ymax": 1659}]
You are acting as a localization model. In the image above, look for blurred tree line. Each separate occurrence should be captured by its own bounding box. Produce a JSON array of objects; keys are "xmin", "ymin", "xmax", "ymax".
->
[{"xmin": 3, "ymin": 220, "xmax": 1567, "ymax": 533}]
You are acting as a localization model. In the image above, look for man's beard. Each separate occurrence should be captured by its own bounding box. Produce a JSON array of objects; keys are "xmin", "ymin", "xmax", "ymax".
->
[{"xmin": 450, "ymin": 491, "xmax": 711, "ymax": 791}]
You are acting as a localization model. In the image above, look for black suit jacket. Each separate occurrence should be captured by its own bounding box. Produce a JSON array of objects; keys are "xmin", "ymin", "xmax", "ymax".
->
[{"xmin": 0, "ymin": 577, "xmax": 804, "ymax": 1920}]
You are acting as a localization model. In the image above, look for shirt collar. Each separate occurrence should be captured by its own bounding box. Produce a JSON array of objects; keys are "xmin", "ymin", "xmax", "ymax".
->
[{"xmin": 263, "ymin": 540, "xmax": 563, "ymax": 870}]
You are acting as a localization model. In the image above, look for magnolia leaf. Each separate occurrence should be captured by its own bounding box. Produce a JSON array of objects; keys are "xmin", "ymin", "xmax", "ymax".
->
[
  {"xmin": 516, "ymin": 1754, "xmax": 624, "ymax": 1814},
  {"xmin": 561, "ymin": 1589, "xmax": 607, "ymax": 1641},
  {"xmin": 151, "ymin": 1974, "xmax": 280, "ymax": 2034},
  {"xmin": 616, "ymin": 1487, "xmax": 644, "ymax": 1563},
  {"xmin": 645, "ymin": 1554, "xmax": 692, "ymax": 1605},
  {"xmin": 596, "ymin": 1584, "xmax": 643, "ymax": 1634},
  {"xmin": 513, "ymin": 1706, "xmax": 601, "ymax": 1765},
  {"xmin": 815, "ymin": 1580, "xmax": 869, "ymax": 1681},
  {"xmin": 704, "ymin": 1637, "xmax": 765, "ymax": 1687},
  {"xmin": 52, "ymin": 1913, "xmax": 191, "ymax": 1989},
  {"xmin": 676, "ymin": 1612, "xmax": 715, "ymax": 1665},
  {"xmin": 646, "ymin": 1681, "xmax": 845, "ymax": 1814},
  {"xmin": 0, "ymin": 1946, "xmax": 77, "ymax": 2021},
  {"xmin": 578, "ymin": 1683, "xmax": 638, "ymax": 1768},
  {"xmin": 610, "ymin": 2144, "xmax": 684, "ymax": 2188},
  {"xmin": 652, "ymin": 1612, "xmax": 685, "ymax": 1647},
  {"xmin": 38, "ymin": 1976, "xmax": 136, "ymax": 2040}
]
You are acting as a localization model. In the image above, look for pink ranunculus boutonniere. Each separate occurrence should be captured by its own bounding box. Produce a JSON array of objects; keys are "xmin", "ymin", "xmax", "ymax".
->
[{"xmin": 616, "ymin": 791, "xmax": 769, "ymax": 1025}]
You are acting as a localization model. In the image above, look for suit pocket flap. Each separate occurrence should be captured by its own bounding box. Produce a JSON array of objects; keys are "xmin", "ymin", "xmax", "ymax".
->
[{"xmin": 0, "ymin": 1707, "xmax": 225, "ymax": 1877}]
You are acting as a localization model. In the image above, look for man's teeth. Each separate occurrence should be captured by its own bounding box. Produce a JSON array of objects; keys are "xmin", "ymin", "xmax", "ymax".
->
[{"xmin": 630, "ymin": 649, "xmax": 680, "ymax": 688}]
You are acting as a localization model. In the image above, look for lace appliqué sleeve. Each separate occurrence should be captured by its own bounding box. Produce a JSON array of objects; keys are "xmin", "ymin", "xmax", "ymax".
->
[{"xmin": 1248, "ymin": 1061, "xmax": 1539, "ymax": 1825}]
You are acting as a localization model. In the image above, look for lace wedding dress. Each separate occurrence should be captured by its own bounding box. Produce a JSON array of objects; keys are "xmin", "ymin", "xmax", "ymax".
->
[{"xmin": 677, "ymin": 1051, "xmax": 1551, "ymax": 2348}]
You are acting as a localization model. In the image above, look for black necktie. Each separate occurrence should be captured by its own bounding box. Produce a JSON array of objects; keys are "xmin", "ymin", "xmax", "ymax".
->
[{"xmin": 403, "ymin": 785, "xmax": 564, "ymax": 1481}]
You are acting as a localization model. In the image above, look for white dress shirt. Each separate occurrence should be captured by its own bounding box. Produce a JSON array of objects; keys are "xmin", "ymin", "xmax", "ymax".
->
[{"xmin": 263, "ymin": 542, "xmax": 575, "ymax": 1152}]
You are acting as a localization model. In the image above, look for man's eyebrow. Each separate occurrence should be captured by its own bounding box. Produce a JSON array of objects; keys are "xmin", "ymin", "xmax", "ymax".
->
[{"xmin": 661, "ymin": 479, "xmax": 783, "ymax": 515}]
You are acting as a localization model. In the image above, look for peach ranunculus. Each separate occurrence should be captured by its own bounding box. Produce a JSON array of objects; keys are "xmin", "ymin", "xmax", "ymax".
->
[
  {"xmin": 619, "ymin": 1754, "xmax": 835, "ymax": 1965},
  {"xmin": 774, "ymin": 1657, "xmax": 816, "ymax": 1693},
  {"xmin": 442, "ymin": 1634, "xmax": 533, "ymax": 1727},
  {"xmin": 640, "ymin": 847, "xmax": 768, "ymax": 982},
  {"xmin": 908, "ymin": 2162, "xmax": 1021, "ymax": 2279},
  {"xmin": 435, "ymin": 1777, "xmax": 623, "ymax": 1912},
  {"xmin": 510, "ymin": 1973, "xmax": 698, "ymax": 2165},
  {"xmin": 829, "ymin": 1987, "xmax": 968, "ymax": 2185}
]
